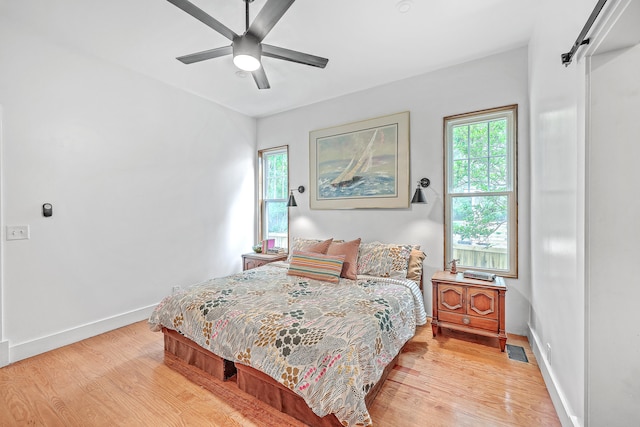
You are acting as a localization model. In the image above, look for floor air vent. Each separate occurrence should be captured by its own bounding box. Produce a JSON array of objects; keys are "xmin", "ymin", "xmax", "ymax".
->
[{"xmin": 506, "ymin": 344, "xmax": 528, "ymax": 363}]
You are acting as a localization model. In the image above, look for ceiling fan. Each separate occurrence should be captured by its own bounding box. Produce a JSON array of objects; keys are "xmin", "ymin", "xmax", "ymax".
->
[{"xmin": 167, "ymin": 0, "xmax": 329, "ymax": 89}]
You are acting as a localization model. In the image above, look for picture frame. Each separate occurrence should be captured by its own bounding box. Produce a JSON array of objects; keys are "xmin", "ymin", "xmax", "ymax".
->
[{"xmin": 309, "ymin": 111, "xmax": 410, "ymax": 209}]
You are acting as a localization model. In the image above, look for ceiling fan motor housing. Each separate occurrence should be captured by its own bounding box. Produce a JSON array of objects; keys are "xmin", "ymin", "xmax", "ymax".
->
[{"xmin": 233, "ymin": 34, "xmax": 262, "ymax": 71}]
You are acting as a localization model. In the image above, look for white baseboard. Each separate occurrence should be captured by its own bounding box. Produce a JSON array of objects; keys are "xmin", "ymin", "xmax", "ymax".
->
[
  {"xmin": 0, "ymin": 340, "xmax": 9, "ymax": 367},
  {"xmin": 528, "ymin": 324, "xmax": 582, "ymax": 427},
  {"xmin": 8, "ymin": 304, "xmax": 158, "ymax": 364}
]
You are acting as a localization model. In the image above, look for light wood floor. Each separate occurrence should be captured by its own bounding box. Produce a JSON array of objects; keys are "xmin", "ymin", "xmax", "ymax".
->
[{"xmin": 0, "ymin": 320, "xmax": 560, "ymax": 426}]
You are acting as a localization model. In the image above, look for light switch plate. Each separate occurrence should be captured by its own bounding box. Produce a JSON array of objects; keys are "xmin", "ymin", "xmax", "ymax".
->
[{"xmin": 6, "ymin": 225, "xmax": 30, "ymax": 240}]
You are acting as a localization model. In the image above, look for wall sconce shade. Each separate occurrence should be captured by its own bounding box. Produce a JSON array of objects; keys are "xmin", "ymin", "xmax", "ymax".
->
[
  {"xmin": 287, "ymin": 185, "xmax": 305, "ymax": 207},
  {"xmin": 287, "ymin": 192, "xmax": 297, "ymax": 207},
  {"xmin": 411, "ymin": 178, "xmax": 430, "ymax": 204}
]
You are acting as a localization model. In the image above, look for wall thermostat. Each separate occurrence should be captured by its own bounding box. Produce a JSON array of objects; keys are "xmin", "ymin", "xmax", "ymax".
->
[{"xmin": 42, "ymin": 203, "xmax": 53, "ymax": 217}]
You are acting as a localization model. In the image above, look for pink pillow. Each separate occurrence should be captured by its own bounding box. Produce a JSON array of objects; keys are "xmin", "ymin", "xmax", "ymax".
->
[
  {"xmin": 287, "ymin": 238, "xmax": 333, "ymax": 262},
  {"xmin": 303, "ymin": 238, "xmax": 333, "ymax": 254},
  {"xmin": 327, "ymin": 238, "xmax": 361, "ymax": 280}
]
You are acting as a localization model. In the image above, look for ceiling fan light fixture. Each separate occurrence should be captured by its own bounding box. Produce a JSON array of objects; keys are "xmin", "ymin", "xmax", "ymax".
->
[
  {"xmin": 233, "ymin": 35, "xmax": 262, "ymax": 71},
  {"xmin": 167, "ymin": 0, "xmax": 329, "ymax": 89},
  {"xmin": 233, "ymin": 54, "xmax": 261, "ymax": 71}
]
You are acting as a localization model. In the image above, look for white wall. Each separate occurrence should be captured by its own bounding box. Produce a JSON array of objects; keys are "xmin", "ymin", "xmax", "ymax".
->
[
  {"xmin": 0, "ymin": 18, "xmax": 256, "ymax": 363},
  {"xmin": 257, "ymin": 48, "xmax": 531, "ymax": 335},
  {"xmin": 0, "ymin": 105, "xmax": 6, "ymax": 367},
  {"xmin": 588, "ymin": 43, "xmax": 640, "ymax": 426},
  {"xmin": 528, "ymin": 0, "xmax": 595, "ymax": 425}
]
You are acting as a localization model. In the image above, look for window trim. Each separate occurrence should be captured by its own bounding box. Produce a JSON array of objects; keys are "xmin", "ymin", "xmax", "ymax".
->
[
  {"xmin": 258, "ymin": 145, "xmax": 289, "ymax": 250},
  {"xmin": 443, "ymin": 105, "xmax": 518, "ymax": 278}
]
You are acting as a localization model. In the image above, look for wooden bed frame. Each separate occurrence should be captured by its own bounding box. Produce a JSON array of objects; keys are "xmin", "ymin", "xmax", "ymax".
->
[
  {"xmin": 162, "ymin": 327, "xmax": 400, "ymax": 427},
  {"xmin": 162, "ymin": 327, "xmax": 236, "ymax": 380}
]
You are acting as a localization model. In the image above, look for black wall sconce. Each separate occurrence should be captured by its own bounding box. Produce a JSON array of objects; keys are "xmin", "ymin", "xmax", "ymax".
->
[
  {"xmin": 287, "ymin": 185, "xmax": 306, "ymax": 207},
  {"xmin": 411, "ymin": 178, "xmax": 430, "ymax": 204}
]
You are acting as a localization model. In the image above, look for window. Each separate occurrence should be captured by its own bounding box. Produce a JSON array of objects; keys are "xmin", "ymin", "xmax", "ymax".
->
[
  {"xmin": 444, "ymin": 105, "xmax": 518, "ymax": 277},
  {"xmin": 258, "ymin": 146, "xmax": 289, "ymax": 250}
]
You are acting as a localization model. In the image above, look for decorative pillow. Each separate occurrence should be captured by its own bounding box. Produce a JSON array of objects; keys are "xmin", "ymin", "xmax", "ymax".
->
[
  {"xmin": 287, "ymin": 238, "xmax": 333, "ymax": 262},
  {"xmin": 287, "ymin": 251, "xmax": 345, "ymax": 283},
  {"xmin": 357, "ymin": 241, "xmax": 389, "ymax": 277},
  {"xmin": 406, "ymin": 249, "xmax": 426, "ymax": 283},
  {"xmin": 357, "ymin": 242, "xmax": 418, "ymax": 278},
  {"xmin": 388, "ymin": 244, "xmax": 419, "ymax": 278},
  {"xmin": 327, "ymin": 238, "xmax": 361, "ymax": 280}
]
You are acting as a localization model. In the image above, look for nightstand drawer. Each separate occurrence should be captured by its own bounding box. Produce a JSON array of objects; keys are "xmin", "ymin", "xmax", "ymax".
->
[
  {"xmin": 438, "ymin": 311, "xmax": 499, "ymax": 332},
  {"xmin": 242, "ymin": 253, "xmax": 288, "ymax": 271},
  {"xmin": 244, "ymin": 259, "xmax": 262, "ymax": 270},
  {"xmin": 466, "ymin": 288, "xmax": 499, "ymax": 320},
  {"xmin": 437, "ymin": 284, "xmax": 465, "ymax": 313},
  {"xmin": 437, "ymin": 285, "xmax": 499, "ymax": 321}
]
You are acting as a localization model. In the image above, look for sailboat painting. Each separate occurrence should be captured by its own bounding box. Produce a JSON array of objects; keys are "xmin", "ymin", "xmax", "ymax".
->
[{"xmin": 309, "ymin": 112, "xmax": 410, "ymax": 209}]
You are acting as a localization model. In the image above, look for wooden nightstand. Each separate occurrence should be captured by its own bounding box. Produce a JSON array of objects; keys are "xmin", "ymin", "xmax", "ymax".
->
[
  {"xmin": 431, "ymin": 271, "xmax": 507, "ymax": 351},
  {"xmin": 242, "ymin": 252, "xmax": 288, "ymax": 271}
]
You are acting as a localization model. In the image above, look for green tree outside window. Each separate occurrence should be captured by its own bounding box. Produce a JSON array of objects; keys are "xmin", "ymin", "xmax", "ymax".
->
[{"xmin": 445, "ymin": 106, "xmax": 517, "ymax": 277}]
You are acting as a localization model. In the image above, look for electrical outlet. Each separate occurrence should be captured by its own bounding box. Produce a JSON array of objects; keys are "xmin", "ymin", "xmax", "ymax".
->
[
  {"xmin": 6, "ymin": 225, "xmax": 30, "ymax": 241},
  {"xmin": 172, "ymin": 285, "xmax": 181, "ymax": 294},
  {"xmin": 546, "ymin": 343, "xmax": 552, "ymax": 363}
]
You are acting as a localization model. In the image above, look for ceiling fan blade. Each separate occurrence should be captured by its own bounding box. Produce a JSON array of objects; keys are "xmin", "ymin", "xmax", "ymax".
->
[
  {"xmin": 177, "ymin": 46, "xmax": 233, "ymax": 64},
  {"xmin": 262, "ymin": 44, "xmax": 328, "ymax": 68},
  {"xmin": 167, "ymin": 0, "xmax": 238, "ymax": 41},
  {"xmin": 247, "ymin": 0, "xmax": 296, "ymax": 42},
  {"xmin": 252, "ymin": 67, "xmax": 271, "ymax": 90}
]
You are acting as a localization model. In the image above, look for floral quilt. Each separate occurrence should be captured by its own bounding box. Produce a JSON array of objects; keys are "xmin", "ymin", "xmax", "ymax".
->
[{"xmin": 149, "ymin": 263, "xmax": 426, "ymax": 426}]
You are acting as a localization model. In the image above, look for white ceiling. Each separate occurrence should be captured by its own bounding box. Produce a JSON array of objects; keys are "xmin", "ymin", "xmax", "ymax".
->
[{"xmin": 0, "ymin": 0, "xmax": 539, "ymax": 117}]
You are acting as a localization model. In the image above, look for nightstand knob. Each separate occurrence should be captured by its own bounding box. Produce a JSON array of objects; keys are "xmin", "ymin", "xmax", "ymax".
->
[{"xmin": 462, "ymin": 317, "xmax": 470, "ymax": 325}]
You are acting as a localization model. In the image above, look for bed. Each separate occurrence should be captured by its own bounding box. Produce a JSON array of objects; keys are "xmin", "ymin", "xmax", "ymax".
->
[{"xmin": 149, "ymin": 239, "xmax": 427, "ymax": 427}]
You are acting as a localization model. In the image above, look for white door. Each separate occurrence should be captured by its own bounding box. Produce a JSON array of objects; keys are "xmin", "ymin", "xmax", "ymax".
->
[{"xmin": 586, "ymin": 0, "xmax": 640, "ymax": 424}]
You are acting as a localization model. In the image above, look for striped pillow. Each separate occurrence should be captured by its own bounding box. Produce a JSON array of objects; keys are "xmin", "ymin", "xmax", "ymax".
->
[{"xmin": 287, "ymin": 251, "xmax": 346, "ymax": 283}]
